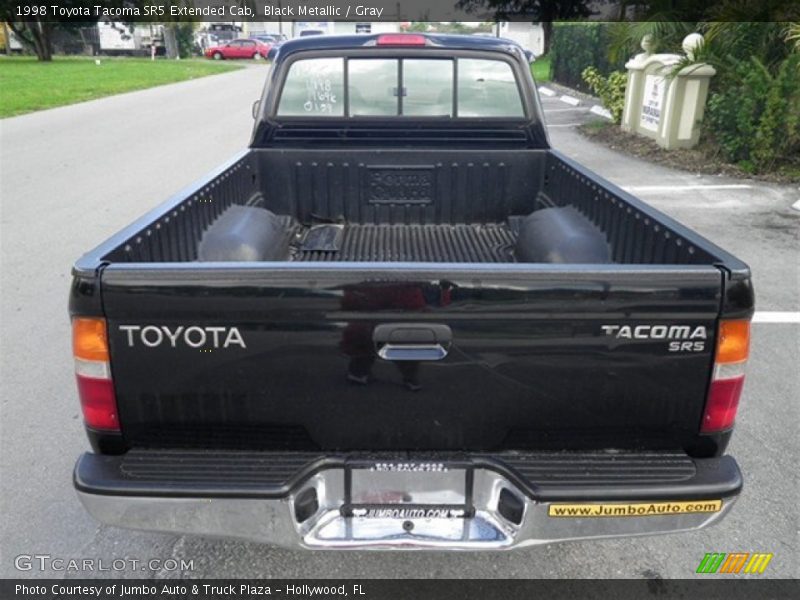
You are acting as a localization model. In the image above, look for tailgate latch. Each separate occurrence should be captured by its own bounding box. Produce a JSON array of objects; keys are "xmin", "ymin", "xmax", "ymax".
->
[{"xmin": 372, "ymin": 323, "xmax": 452, "ymax": 361}]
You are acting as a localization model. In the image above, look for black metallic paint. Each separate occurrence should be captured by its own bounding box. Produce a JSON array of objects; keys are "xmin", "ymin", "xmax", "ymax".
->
[{"xmin": 99, "ymin": 266, "xmax": 724, "ymax": 453}]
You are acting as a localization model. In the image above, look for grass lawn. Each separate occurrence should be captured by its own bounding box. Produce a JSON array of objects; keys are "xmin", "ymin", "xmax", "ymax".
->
[
  {"xmin": 0, "ymin": 56, "xmax": 244, "ymax": 118},
  {"xmin": 531, "ymin": 54, "xmax": 551, "ymax": 83}
]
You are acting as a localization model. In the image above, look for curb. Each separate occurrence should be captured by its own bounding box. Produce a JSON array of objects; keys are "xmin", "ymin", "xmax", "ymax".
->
[
  {"xmin": 543, "ymin": 81, "xmax": 616, "ymax": 125},
  {"xmin": 589, "ymin": 105, "xmax": 613, "ymax": 120}
]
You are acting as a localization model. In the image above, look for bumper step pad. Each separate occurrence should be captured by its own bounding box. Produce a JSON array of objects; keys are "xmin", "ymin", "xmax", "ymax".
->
[{"xmin": 76, "ymin": 449, "xmax": 738, "ymax": 501}]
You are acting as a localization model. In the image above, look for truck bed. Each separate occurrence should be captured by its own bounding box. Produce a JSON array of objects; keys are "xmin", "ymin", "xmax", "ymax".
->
[{"xmin": 96, "ymin": 149, "xmax": 720, "ymax": 267}]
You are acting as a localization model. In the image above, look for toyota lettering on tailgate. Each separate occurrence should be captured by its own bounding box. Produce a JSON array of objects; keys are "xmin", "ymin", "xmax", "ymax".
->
[{"xmin": 118, "ymin": 325, "xmax": 246, "ymax": 349}]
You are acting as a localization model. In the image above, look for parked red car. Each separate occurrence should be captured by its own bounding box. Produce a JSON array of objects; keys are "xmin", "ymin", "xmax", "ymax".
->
[{"xmin": 205, "ymin": 38, "xmax": 270, "ymax": 60}]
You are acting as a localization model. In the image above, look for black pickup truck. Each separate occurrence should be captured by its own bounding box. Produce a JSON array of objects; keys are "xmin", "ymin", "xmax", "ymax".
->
[{"xmin": 70, "ymin": 33, "xmax": 753, "ymax": 550}]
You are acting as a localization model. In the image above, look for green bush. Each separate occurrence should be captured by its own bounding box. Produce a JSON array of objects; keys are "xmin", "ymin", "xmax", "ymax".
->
[
  {"xmin": 706, "ymin": 54, "xmax": 800, "ymax": 172},
  {"xmin": 175, "ymin": 23, "xmax": 196, "ymax": 58},
  {"xmin": 581, "ymin": 67, "xmax": 627, "ymax": 123},
  {"xmin": 550, "ymin": 23, "xmax": 626, "ymax": 92},
  {"xmin": 752, "ymin": 54, "xmax": 800, "ymax": 169}
]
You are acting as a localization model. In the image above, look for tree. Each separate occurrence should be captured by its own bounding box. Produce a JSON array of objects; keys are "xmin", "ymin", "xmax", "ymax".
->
[
  {"xmin": 163, "ymin": 25, "xmax": 179, "ymax": 59},
  {"xmin": 0, "ymin": 3, "xmax": 55, "ymax": 62},
  {"xmin": 2, "ymin": 22, "xmax": 10, "ymax": 55},
  {"xmin": 159, "ymin": 0, "xmax": 202, "ymax": 59},
  {"xmin": 0, "ymin": 0, "xmax": 99, "ymax": 61},
  {"xmin": 457, "ymin": 0, "xmax": 594, "ymax": 53}
]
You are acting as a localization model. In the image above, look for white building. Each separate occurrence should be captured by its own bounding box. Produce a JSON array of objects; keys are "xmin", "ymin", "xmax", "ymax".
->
[
  {"xmin": 331, "ymin": 22, "xmax": 401, "ymax": 35},
  {"xmin": 496, "ymin": 22, "xmax": 545, "ymax": 57},
  {"xmin": 243, "ymin": 21, "xmax": 401, "ymax": 39}
]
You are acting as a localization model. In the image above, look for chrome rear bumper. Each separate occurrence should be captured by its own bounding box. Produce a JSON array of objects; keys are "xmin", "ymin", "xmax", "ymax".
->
[{"xmin": 75, "ymin": 451, "xmax": 740, "ymax": 550}]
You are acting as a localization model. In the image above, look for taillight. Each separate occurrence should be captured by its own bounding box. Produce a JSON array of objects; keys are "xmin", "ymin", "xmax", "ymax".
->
[
  {"xmin": 701, "ymin": 319, "xmax": 750, "ymax": 433},
  {"xmin": 73, "ymin": 317, "xmax": 119, "ymax": 431},
  {"xmin": 376, "ymin": 34, "xmax": 427, "ymax": 46}
]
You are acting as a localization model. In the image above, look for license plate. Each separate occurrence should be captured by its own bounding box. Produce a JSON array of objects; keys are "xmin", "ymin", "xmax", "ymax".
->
[{"xmin": 343, "ymin": 461, "xmax": 472, "ymax": 518}]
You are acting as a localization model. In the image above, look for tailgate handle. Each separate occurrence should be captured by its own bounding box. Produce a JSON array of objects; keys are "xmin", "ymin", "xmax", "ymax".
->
[
  {"xmin": 378, "ymin": 344, "xmax": 448, "ymax": 361},
  {"xmin": 373, "ymin": 323, "xmax": 451, "ymax": 361}
]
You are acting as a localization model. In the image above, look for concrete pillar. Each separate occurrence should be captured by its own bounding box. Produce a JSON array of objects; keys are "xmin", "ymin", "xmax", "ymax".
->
[
  {"xmin": 622, "ymin": 34, "xmax": 715, "ymax": 150},
  {"xmin": 622, "ymin": 34, "xmax": 654, "ymax": 133}
]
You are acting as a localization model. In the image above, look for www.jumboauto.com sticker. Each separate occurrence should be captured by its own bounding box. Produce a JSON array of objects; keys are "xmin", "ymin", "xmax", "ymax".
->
[{"xmin": 548, "ymin": 500, "xmax": 723, "ymax": 518}]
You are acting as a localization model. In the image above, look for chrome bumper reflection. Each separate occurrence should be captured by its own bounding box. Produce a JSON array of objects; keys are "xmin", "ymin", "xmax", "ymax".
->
[{"xmin": 76, "ymin": 466, "xmax": 736, "ymax": 550}]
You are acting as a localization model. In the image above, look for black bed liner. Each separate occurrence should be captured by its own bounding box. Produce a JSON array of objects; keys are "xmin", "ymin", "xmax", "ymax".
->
[
  {"xmin": 289, "ymin": 222, "xmax": 518, "ymax": 263},
  {"xmin": 92, "ymin": 150, "xmax": 734, "ymax": 268}
]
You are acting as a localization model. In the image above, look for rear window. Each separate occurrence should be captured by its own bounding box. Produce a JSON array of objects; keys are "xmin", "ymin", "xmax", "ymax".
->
[
  {"xmin": 457, "ymin": 59, "xmax": 522, "ymax": 117},
  {"xmin": 277, "ymin": 56, "xmax": 524, "ymax": 118},
  {"xmin": 278, "ymin": 58, "xmax": 344, "ymax": 116},
  {"xmin": 348, "ymin": 59, "xmax": 396, "ymax": 116},
  {"xmin": 404, "ymin": 59, "xmax": 454, "ymax": 117}
]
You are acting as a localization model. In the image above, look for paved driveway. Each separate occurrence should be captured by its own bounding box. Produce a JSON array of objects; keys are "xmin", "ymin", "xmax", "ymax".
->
[{"xmin": 1, "ymin": 66, "xmax": 797, "ymax": 579}]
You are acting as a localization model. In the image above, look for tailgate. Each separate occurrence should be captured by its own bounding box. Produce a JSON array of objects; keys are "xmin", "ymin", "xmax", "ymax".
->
[{"xmin": 101, "ymin": 264, "xmax": 722, "ymax": 451}]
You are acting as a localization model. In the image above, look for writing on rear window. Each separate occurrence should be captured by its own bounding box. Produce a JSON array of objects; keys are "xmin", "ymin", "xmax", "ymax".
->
[
  {"xmin": 279, "ymin": 58, "xmax": 343, "ymax": 116},
  {"xmin": 277, "ymin": 57, "xmax": 524, "ymax": 118}
]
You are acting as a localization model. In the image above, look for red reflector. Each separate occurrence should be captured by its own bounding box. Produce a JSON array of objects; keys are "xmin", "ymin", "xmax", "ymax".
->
[
  {"xmin": 377, "ymin": 34, "xmax": 426, "ymax": 46},
  {"xmin": 701, "ymin": 377, "xmax": 744, "ymax": 433},
  {"xmin": 76, "ymin": 375, "xmax": 119, "ymax": 431}
]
